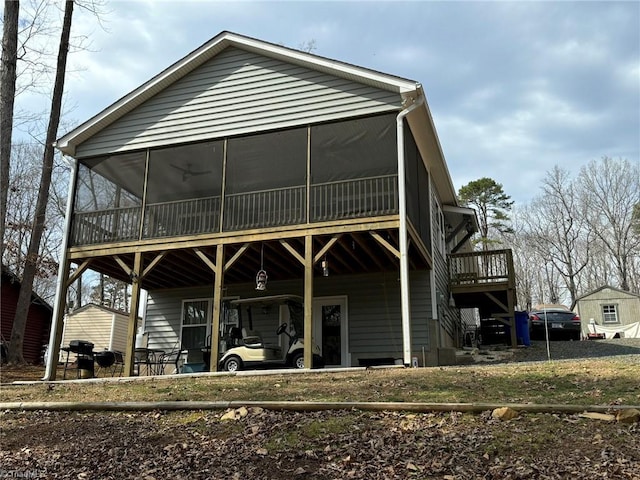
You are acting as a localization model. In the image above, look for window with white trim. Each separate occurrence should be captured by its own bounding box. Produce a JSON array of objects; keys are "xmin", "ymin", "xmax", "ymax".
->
[
  {"xmin": 181, "ymin": 299, "xmax": 211, "ymax": 352},
  {"xmin": 602, "ymin": 304, "xmax": 618, "ymax": 324}
]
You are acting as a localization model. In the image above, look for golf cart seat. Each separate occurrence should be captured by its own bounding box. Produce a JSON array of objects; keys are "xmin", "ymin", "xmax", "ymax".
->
[{"xmin": 241, "ymin": 328, "xmax": 264, "ymax": 348}]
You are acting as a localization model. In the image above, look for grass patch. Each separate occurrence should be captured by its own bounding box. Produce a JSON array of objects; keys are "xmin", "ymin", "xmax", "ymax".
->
[{"xmin": 2, "ymin": 357, "xmax": 639, "ymax": 407}]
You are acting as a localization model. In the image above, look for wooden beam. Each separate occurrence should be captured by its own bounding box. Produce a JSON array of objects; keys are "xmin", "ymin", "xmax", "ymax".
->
[
  {"xmin": 194, "ymin": 248, "xmax": 217, "ymax": 273},
  {"xmin": 337, "ymin": 236, "xmax": 369, "ymax": 271},
  {"xmin": 304, "ymin": 235, "xmax": 313, "ymax": 369},
  {"xmin": 313, "ymin": 235, "xmax": 341, "ymax": 264},
  {"xmin": 484, "ymin": 291, "xmax": 508, "ymax": 313},
  {"xmin": 280, "ymin": 239, "xmax": 305, "ymax": 266},
  {"xmin": 67, "ymin": 217, "xmax": 401, "ymax": 259},
  {"xmin": 113, "ymin": 256, "xmax": 132, "ymax": 277},
  {"xmin": 370, "ymin": 231, "xmax": 400, "ymax": 259},
  {"xmin": 209, "ymin": 244, "xmax": 224, "ymax": 372},
  {"xmin": 141, "ymin": 252, "xmax": 166, "ymax": 279},
  {"xmin": 66, "ymin": 259, "xmax": 92, "ymax": 287},
  {"xmin": 407, "ymin": 222, "xmax": 433, "ymax": 268},
  {"xmin": 353, "ymin": 234, "xmax": 388, "ymax": 271},
  {"xmin": 124, "ymin": 252, "xmax": 143, "ymax": 377},
  {"xmin": 225, "ymin": 243, "xmax": 250, "ymax": 271}
]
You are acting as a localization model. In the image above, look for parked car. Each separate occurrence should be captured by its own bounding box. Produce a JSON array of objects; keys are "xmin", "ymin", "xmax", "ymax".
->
[{"xmin": 529, "ymin": 308, "xmax": 581, "ymax": 340}]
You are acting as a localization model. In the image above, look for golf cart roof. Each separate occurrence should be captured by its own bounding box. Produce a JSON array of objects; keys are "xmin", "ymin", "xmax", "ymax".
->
[{"xmin": 229, "ymin": 295, "xmax": 303, "ymax": 307}]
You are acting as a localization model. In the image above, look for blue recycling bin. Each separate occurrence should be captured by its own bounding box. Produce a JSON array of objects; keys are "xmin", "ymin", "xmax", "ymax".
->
[{"xmin": 515, "ymin": 311, "xmax": 531, "ymax": 346}]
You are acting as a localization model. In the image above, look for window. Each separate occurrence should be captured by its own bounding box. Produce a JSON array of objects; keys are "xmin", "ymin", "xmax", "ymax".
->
[
  {"xmin": 602, "ymin": 304, "xmax": 618, "ymax": 324},
  {"xmin": 181, "ymin": 299, "xmax": 211, "ymax": 354}
]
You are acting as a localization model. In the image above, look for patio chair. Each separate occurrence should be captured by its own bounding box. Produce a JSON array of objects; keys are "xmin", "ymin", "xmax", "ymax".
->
[{"xmin": 159, "ymin": 344, "xmax": 187, "ymax": 375}]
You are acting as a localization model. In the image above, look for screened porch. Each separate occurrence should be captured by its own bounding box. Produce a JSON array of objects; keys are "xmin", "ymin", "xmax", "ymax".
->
[{"xmin": 69, "ymin": 112, "xmax": 429, "ymax": 247}]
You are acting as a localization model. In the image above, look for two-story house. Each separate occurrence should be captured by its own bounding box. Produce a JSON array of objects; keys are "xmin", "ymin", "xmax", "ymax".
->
[{"xmin": 44, "ymin": 31, "xmax": 516, "ymax": 379}]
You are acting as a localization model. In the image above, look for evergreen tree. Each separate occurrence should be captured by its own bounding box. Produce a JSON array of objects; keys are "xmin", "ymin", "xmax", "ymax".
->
[{"xmin": 458, "ymin": 177, "xmax": 513, "ymax": 251}]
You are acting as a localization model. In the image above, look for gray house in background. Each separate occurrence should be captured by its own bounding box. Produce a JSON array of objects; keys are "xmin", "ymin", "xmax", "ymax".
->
[
  {"xmin": 576, "ymin": 286, "xmax": 640, "ymax": 338},
  {"xmin": 45, "ymin": 31, "xmax": 516, "ymax": 378}
]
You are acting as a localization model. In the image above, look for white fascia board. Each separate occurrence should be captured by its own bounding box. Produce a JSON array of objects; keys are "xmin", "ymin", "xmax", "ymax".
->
[{"xmin": 227, "ymin": 33, "xmax": 418, "ymax": 94}]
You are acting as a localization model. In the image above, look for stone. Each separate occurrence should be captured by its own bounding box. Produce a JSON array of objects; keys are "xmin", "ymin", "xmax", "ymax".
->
[
  {"xmin": 579, "ymin": 412, "xmax": 616, "ymax": 422},
  {"xmin": 491, "ymin": 407, "xmax": 519, "ymax": 420},
  {"xmin": 616, "ymin": 408, "xmax": 640, "ymax": 424}
]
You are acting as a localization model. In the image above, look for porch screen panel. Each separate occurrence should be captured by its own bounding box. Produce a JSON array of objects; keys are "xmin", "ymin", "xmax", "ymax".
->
[
  {"xmin": 224, "ymin": 128, "xmax": 307, "ymax": 231},
  {"xmin": 72, "ymin": 152, "xmax": 145, "ymax": 245},
  {"xmin": 404, "ymin": 126, "xmax": 431, "ymax": 252},
  {"xmin": 145, "ymin": 141, "xmax": 223, "ymax": 238},
  {"xmin": 310, "ymin": 113, "xmax": 398, "ymax": 222}
]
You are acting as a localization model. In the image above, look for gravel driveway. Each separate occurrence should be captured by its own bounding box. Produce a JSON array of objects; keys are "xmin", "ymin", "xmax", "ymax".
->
[{"xmin": 467, "ymin": 338, "xmax": 640, "ymax": 364}]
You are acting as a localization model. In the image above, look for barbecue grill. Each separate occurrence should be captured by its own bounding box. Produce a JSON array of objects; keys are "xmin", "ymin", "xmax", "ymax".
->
[
  {"xmin": 69, "ymin": 339, "xmax": 94, "ymax": 355},
  {"xmin": 63, "ymin": 340, "xmax": 95, "ymax": 379},
  {"xmin": 94, "ymin": 350, "xmax": 115, "ymax": 368}
]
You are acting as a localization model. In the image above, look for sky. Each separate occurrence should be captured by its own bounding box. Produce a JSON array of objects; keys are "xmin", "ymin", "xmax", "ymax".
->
[{"xmin": 13, "ymin": 0, "xmax": 640, "ymax": 204}]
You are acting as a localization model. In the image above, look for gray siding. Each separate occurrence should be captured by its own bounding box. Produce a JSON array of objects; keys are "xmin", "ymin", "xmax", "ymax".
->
[
  {"xmin": 76, "ymin": 47, "xmax": 402, "ymax": 158},
  {"xmin": 144, "ymin": 270, "xmax": 434, "ymax": 366},
  {"xmin": 576, "ymin": 287, "xmax": 640, "ymax": 329},
  {"xmin": 431, "ymin": 185, "xmax": 459, "ymax": 347}
]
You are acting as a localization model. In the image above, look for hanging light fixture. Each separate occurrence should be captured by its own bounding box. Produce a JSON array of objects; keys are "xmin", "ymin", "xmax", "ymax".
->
[
  {"xmin": 321, "ymin": 255, "xmax": 329, "ymax": 277},
  {"xmin": 256, "ymin": 243, "xmax": 268, "ymax": 291}
]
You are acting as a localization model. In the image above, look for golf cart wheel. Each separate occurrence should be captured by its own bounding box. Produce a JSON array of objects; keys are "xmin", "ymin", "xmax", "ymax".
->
[
  {"xmin": 223, "ymin": 356, "xmax": 243, "ymax": 372},
  {"xmin": 292, "ymin": 352, "xmax": 305, "ymax": 369}
]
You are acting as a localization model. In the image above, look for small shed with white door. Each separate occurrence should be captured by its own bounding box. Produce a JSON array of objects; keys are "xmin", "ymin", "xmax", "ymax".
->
[{"xmin": 576, "ymin": 286, "xmax": 640, "ymax": 338}]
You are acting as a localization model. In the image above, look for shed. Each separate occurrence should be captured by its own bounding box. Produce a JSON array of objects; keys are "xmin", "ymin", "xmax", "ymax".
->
[
  {"xmin": 59, "ymin": 303, "xmax": 129, "ymax": 360},
  {"xmin": 576, "ymin": 286, "xmax": 640, "ymax": 338},
  {"xmin": 1, "ymin": 266, "xmax": 52, "ymax": 364}
]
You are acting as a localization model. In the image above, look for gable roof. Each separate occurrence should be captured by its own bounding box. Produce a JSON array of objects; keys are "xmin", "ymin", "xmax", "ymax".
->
[
  {"xmin": 55, "ymin": 31, "xmax": 459, "ymax": 205},
  {"xmin": 67, "ymin": 303, "xmax": 129, "ymax": 318},
  {"xmin": 576, "ymin": 285, "xmax": 640, "ymax": 301},
  {"xmin": 55, "ymin": 31, "xmax": 420, "ymax": 156}
]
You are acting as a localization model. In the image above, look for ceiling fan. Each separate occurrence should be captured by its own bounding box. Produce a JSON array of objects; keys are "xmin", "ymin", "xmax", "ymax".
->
[{"xmin": 170, "ymin": 163, "xmax": 212, "ymax": 182}]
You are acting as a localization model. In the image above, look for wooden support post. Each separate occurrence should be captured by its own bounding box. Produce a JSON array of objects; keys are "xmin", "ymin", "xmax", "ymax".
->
[
  {"xmin": 508, "ymin": 288, "xmax": 518, "ymax": 348},
  {"xmin": 124, "ymin": 252, "xmax": 143, "ymax": 376},
  {"xmin": 304, "ymin": 235, "xmax": 313, "ymax": 369},
  {"xmin": 209, "ymin": 244, "xmax": 224, "ymax": 372}
]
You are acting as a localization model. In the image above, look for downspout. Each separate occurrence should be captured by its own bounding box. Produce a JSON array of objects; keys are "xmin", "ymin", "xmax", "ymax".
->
[
  {"xmin": 44, "ymin": 156, "xmax": 78, "ymax": 380},
  {"xmin": 396, "ymin": 90, "xmax": 425, "ymax": 366}
]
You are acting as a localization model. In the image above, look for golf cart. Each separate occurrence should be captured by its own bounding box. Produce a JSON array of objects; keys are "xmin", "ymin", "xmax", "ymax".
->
[{"xmin": 204, "ymin": 295, "xmax": 324, "ymax": 372}]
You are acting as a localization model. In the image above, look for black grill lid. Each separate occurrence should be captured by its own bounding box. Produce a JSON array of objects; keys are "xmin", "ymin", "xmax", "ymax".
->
[{"xmin": 69, "ymin": 339, "xmax": 94, "ymax": 354}]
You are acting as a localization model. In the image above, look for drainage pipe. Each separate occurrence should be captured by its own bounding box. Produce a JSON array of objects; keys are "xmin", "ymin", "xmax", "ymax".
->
[{"xmin": 396, "ymin": 89, "xmax": 426, "ymax": 366}]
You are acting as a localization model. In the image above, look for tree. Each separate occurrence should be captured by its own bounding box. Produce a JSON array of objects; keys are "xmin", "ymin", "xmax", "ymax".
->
[
  {"xmin": 524, "ymin": 166, "xmax": 591, "ymax": 308},
  {"xmin": 578, "ymin": 157, "xmax": 640, "ymax": 292},
  {"xmin": 457, "ymin": 177, "xmax": 513, "ymax": 251},
  {"xmin": 1, "ymin": 0, "xmax": 20, "ymax": 263},
  {"xmin": 3, "ymin": 142, "xmax": 66, "ymax": 300},
  {"xmin": 8, "ymin": 0, "xmax": 74, "ymax": 364}
]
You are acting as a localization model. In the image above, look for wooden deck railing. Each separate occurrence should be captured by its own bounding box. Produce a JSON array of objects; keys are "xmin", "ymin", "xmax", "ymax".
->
[
  {"xmin": 449, "ymin": 249, "xmax": 515, "ymax": 287},
  {"xmin": 70, "ymin": 175, "xmax": 399, "ymax": 246},
  {"xmin": 144, "ymin": 197, "xmax": 221, "ymax": 238},
  {"xmin": 223, "ymin": 185, "xmax": 306, "ymax": 231},
  {"xmin": 310, "ymin": 174, "xmax": 398, "ymax": 222},
  {"xmin": 71, "ymin": 205, "xmax": 141, "ymax": 245}
]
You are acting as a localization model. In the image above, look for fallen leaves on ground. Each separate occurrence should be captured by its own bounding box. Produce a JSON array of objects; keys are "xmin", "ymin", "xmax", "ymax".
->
[{"xmin": 1, "ymin": 407, "xmax": 638, "ymax": 479}]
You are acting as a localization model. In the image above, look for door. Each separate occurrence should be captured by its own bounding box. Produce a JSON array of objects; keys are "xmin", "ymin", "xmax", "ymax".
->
[
  {"xmin": 313, "ymin": 296, "xmax": 348, "ymax": 367},
  {"xmin": 180, "ymin": 299, "xmax": 211, "ymax": 363}
]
